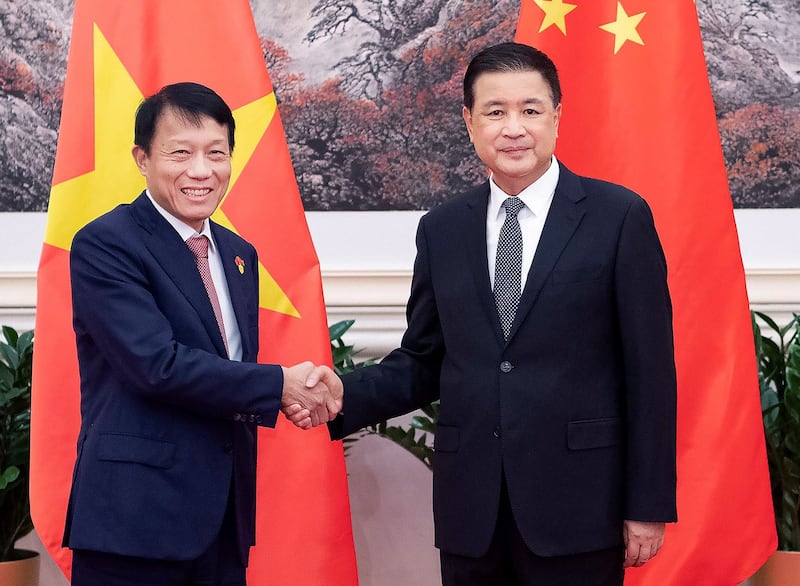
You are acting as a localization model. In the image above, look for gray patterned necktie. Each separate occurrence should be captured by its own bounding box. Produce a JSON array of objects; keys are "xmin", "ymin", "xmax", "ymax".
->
[{"xmin": 494, "ymin": 197, "xmax": 525, "ymax": 339}]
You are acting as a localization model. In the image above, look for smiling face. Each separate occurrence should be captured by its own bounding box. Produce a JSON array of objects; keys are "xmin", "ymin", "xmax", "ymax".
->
[
  {"xmin": 462, "ymin": 69, "xmax": 561, "ymax": 195},
  {"xmin": 132, "ymin": 107, "xmax": 232, "ymax": 232}
]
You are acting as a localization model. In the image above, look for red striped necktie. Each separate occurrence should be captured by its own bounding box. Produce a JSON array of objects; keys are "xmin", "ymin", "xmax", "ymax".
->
[{"xmin": 186, "ymin": 235, "xmax": 229, "ymax": 356}]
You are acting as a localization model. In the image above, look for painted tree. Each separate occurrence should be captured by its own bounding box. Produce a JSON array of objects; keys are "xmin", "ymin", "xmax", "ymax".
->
[{"xmin": 284, "ymin": 0, "xmax": 517, "ymax": 209}]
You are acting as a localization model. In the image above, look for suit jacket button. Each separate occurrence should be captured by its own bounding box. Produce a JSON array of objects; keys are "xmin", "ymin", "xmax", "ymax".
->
[
  {"xmin": 500, "ymin": 361, "xmax": 513, "ymax": 373},
  {"xmin": 223, "ymin": 442, "xmax": 233, "ymax": 453},
  {"xmin": 233, "ymin": 413, "xmax": 242, "ymax": 421},
  {"xmin": 493, "ymin": 427, "xmax": 502, "ymax": 438}
]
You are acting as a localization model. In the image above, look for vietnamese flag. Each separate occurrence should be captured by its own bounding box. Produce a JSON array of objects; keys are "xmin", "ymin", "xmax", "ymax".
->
[
  {"xmin": 29, "ymin": 1, "xmax": 358, "ymax": 583},
  {"xmin": 516, "ymin": 0, "xmax": 775, "ymax": 583}
]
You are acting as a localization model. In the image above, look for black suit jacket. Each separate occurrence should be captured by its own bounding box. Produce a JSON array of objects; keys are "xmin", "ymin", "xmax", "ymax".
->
[
  {"xmin": 63, "ymin": 193, "xmax": 284, "ymax": 564},
  {"xmin": 331, "ymin": 163, "xmax": 677, "ymax": 557}
]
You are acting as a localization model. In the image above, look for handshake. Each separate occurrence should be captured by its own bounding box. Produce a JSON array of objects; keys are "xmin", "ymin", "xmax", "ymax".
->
[{"xmin": 279, "ymin": 362, "xmax": 343, "ymax": 429}]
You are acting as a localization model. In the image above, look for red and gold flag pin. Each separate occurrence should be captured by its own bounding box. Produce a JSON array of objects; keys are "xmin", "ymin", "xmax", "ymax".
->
[{"xmin": 234, "ymin": 256, "xmax": 245, "ymax": 274}]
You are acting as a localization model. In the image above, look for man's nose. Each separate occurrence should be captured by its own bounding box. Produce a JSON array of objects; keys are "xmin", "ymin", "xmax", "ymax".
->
[
  {"xmin": 503, "ymin": 113, "xmax": 526, "ymax": 137},
  {"xmin": 187, "ymin": 153, "xmax": 212, "ymax": 178}
]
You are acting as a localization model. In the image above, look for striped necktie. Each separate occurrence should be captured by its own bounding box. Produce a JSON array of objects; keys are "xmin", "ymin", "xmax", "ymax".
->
[{"xmin": 186, "ymin": 235, "xmax": 229, "ymax": 356}]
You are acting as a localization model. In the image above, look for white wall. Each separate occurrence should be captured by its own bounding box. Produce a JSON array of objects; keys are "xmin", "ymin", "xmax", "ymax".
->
[{"xmin": 4, "ymin": 209, "xmax": 800, "ymax": 350}]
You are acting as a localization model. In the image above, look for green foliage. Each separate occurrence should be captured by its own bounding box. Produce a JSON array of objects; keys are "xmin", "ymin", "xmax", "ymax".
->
[
  {"xmin": 753, "ymin": 311, "xmax": 800, "ymax": 551},
  {"xmin": 366, "ymin": 401, "xmax": 439, "ymax": 471},
  {"xmin": 330, "ymin": 319, "xmax": 373, "ymax": 376},
  {"xmin": 0, "ymin": 325, "xmax": 34, "ymax": 561},
  {"xmin": 329, "ymin": 319, "xmax": 439, "ymax": 470}
]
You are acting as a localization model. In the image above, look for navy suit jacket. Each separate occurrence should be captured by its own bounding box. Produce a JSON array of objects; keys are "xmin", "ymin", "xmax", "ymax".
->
[
  {"xmin": 331, "ymin": 163, "xmax": 678, "ymax": 558},
  {"xmin": 63, "ymin": 193, "xmax": 283, "ymax": 563}
]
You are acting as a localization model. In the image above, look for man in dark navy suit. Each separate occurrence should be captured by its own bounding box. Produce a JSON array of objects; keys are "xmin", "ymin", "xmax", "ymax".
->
[
  {"xmin": 63, "ymin": 82, "xmax": 338, "ymax": 585},
  {"xmin": 307, "ymin": 43, "xmax": 677, "ymax": 585}
]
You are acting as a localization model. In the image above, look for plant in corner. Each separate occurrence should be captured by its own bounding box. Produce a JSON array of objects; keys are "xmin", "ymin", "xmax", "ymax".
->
[
  {"xmin": 752, "ymin": 311, "xmax": 800, "ymax": 551},
  {"xmin": 0, "ymin": 325, "xmax": 34, "ymax": 562},
  {"xmin": 329, "ymin": 319, "xmax": 439, "ymax": 470}
]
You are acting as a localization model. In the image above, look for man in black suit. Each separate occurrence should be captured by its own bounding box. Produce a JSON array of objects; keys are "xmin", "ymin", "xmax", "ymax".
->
[
  {"xmin": 64, "ymin": 82, "xmax": 339, "ymax": 585},
  {"xmin": 305, "ymin": 43, "xmax": 677, "ymax": 584}
]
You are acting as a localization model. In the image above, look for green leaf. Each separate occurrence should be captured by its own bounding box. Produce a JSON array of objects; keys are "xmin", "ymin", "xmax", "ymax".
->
[
  {"xmin": 410, "ymin": 415, "xmax": 436, "ymax": 433},
  {"xmin": 0, "ymin": 467, "xmax": 20, "ymax": 490},
  {"xmin": 0, "ymin": 343, "xmax": 18, "ymax": 371},
  {"xmin": 331, "ymin": 344, "xmax": 355, "ymax": 364},
  {"xmin": 1, "ymin": 326, "xmax": 18, "ymax": 347},
  {"xmin": 0, "ymin": 368, "xmax": 13, "ymax": 392},
  {"xmin": 420, "ymin": 400, "xmax": 440, "ymax": 419},
  {"xmin": 754, "ymin": 311, "xmax": 780, "ymax": 334},
  {"xmin": 329, "ymin": 320, "xmax": 355, "ymax": 342}
]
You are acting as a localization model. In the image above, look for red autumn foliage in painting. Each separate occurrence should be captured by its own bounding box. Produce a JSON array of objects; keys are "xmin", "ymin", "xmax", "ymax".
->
[
  {"xmin": 0, "ymin": 0, "xmax": 797, "ymax": 211},
  {"xmin": 269, "ymin": 0, "xmax": 518, "ymax": 210},
  {"xmin": 719, "ymin": 103, "xmax": 800, "ymax": 207}
]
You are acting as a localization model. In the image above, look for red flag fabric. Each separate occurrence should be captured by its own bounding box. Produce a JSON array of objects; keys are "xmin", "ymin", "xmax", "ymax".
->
[
  {"xmin": 516, "ymin": 0, "xmax": 775, "ymax": 583},
  {"xmin": 29, "ymin": 1, "xmax": 358, "ymax": 583}
]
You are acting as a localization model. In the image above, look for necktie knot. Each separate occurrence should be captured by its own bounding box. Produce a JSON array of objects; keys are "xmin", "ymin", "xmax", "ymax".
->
[
  {"xmin": 186, "ymin": 235, "xmax": 209, "ymax": 259},
  {"xmin": 503, "ymin": 197, "xmax": 525, "ymax": 218}
]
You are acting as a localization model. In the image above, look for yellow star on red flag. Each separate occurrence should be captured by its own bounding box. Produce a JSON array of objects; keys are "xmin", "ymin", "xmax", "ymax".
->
[
  {"xmin": 599, "ymin": 2, "xmax": 646, "ymax": 54},
  {"xmin": 532, "ymin": 0, "xmax": 578, "ymax": 35},
  {"xmin": 45, "ymin": 24, "xmax": 299, "ymax": 317}
]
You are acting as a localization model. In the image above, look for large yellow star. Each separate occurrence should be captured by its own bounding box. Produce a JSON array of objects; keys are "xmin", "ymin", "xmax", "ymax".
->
[
  {"xmin": 533, "ymin": 0, "xmax": 577, "ymax": 35},
  {"xmin": 599, "ymin": 2, "xmax": 646, "ymax": 54},
  {"xmin": 46, "ymin": 24, "xmax": 299, "ymax": 317}
]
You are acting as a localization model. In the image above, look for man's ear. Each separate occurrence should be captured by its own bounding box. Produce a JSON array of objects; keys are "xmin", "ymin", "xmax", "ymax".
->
[
  {"xmin": 553, "ymin": 102, "xmax": 562, "ymax": 138},
  {"xmin": 131, "ymin": 145, "xmax": 148, "ymax": 175},
  {"xmin": 462, "ymin": 105, "xmax": 474, "ymax": 143}
]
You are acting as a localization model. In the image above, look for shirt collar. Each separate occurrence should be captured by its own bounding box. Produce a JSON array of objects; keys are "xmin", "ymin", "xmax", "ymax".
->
[
  {"xmin": 489, "ymin": 155, "xmax": 560, "ymax": 220},
  {"xmin": 145, "ymin": 190, "xmax": 216, "ymax": 252}
]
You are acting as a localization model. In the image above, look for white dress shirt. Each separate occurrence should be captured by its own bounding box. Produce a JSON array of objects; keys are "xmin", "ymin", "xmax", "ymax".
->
[
  {"xmin": 486, "ymin": 156, "xmax": 560, "ymax": 291},
  {"xmin": 146, "ymin": 191, "xmax": 243, "ymax": 361}
]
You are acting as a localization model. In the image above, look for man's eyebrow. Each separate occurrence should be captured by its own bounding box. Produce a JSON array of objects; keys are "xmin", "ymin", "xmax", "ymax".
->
[{"xmin": 480, "ymin": 97, "xmax": 546, "ymax": 108}]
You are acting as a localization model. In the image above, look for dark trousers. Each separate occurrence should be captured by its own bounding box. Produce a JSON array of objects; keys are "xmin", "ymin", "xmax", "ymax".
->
[
  {"xmin": 71, "ymin": 495, "xmax": 246, "ymax": 586},
  {"xmin": 440, "ymin": 477, "xmax": 624, "ymax": 586}
]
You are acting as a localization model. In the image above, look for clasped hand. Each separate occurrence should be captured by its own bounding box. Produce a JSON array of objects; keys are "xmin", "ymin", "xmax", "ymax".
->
[{"xmin": 280, "ymin": 362, "xmax": 343, "ymax": 429}]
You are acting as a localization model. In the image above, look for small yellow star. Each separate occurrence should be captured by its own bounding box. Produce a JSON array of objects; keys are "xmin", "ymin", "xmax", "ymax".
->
[
  {"xmin": 533, "ymin": 0, "xmax": 578, "ymax": 35},
  {"xmin": 599, "ymin": 2, "xmax": 646, "ymax": 54}
]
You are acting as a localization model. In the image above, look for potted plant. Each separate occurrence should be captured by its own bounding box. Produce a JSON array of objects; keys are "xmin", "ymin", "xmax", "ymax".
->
[
  {"xmin": 751, "ymin": 311, "xmax": 800, "ymax": 584},
  {"xmin": 0, "ymin": 325, "xmax": 39, "ymax": 583},
  {"xmin": 330, "ymin": 319, "xmax": 438, "ymax": 469}
]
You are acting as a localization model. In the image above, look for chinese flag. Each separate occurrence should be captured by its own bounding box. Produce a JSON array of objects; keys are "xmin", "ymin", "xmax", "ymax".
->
[
  {"xmin": 29, "ymin": 1, "xmax": 358, "ymax": 583},
  {"xmin": 516, "ymin": 0, "xmax": 775, "ymax": 583}
]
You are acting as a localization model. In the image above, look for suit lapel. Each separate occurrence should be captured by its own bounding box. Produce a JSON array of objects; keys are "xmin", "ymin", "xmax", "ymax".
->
[
  {"xmin": 129, "ymin": 193, "xmax": 229, "ymax": 357},
  {"xmin": 212, "ymin": 223, "xmax": 256, "ymax": 361},
  {"xmin": 507, "ymin": 164, "xmax": 586, "ymax": 341},
  {"xmin": 461, "ymin": 183, "xmax": 507, "ymax": 344}
]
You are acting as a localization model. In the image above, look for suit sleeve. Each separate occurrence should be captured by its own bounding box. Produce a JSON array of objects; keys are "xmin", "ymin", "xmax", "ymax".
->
[
  {"xmin": 70, "ymin": 220, "xmax": 283, "ymax": 426},
  {"xmin": 615, "ymin": 196, "xmax": 678, "ymax": 522},
  {"xmin": 330, "ymin": 217, "xmax": 443, "ymax": 439}
]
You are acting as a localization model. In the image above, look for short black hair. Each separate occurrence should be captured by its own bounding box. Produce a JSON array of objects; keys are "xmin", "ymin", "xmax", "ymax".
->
[
  {"xmin": 463, "ymin": 42, "xmax": 562, "ymax": 111},
  {"xmin": 134, "ymin": 82, "xmax": 236, "ymax": 154}
]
